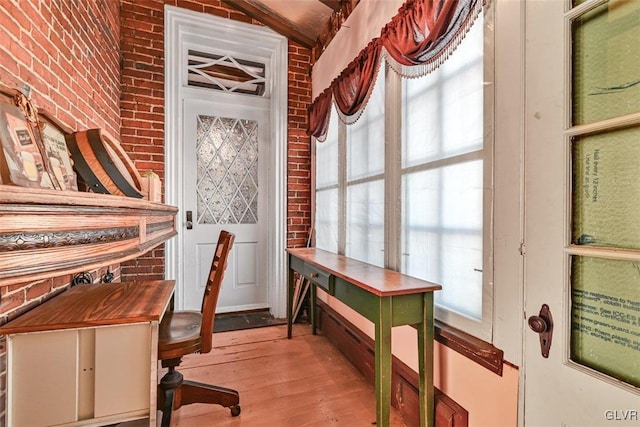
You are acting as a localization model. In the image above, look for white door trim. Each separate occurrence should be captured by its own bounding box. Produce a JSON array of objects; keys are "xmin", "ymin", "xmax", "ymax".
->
[{"xmin": 164, "ymin": 5, "xmax": 288, "ymax": 317}]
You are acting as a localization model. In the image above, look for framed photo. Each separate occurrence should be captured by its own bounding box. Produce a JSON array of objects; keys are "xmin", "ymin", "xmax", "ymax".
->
[
  {"xmin": 0, "ymin": 102, "xmax": 55, "ymax": 189},
  {"xmin": 36, "ymin": 113, "xmax": 78, "ymax": 191}
]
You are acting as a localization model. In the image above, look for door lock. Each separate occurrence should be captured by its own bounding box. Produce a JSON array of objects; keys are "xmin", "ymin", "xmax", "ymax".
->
[
  {"xmin": 528, "ymin": 304, "xmax": 553, "ymax": 358},
  {"xmin": 186, "ymin": 210, "xmax": 193, "ymax": 230}
]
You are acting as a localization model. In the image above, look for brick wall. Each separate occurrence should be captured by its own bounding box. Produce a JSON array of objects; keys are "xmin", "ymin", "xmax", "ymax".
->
[
  {"xmin": 0, "ymin": 0, "xmax": 121, "ymax": 138},
  {"xmin": 119, "ymin": 0, "xmax": 313, "ymax": 280},
  {"xmin": 0, "ymin": 0, "xmax": 123, "ymax": 312},
  {"xmin": 287, "ymin": 43, "xmax": 313, "ymax": 247},
  {"xmin": 0, "ymin": 2, "xmax": 123, "ymax": 422},
  {"xmin": 0, "ymin": 0, "xmax": 313, "ymax": 297}
]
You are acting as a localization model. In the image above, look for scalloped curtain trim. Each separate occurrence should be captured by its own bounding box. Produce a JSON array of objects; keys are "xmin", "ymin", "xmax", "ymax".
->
[{"xmin": 307, "ymin": 0, "xmax": 481, "ymax": 140}]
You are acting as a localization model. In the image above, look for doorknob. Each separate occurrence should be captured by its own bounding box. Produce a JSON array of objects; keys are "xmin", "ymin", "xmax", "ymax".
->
[
  {"xmin": 186, "ymin": 210, "xmax": 193, "ymax": 230},
  {"xmin": 528, "ymin": 304, "xmax": 553, "ymax": 358}
]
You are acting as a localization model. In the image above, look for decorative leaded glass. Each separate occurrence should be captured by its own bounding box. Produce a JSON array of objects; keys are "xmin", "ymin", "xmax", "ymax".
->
[
  {"xmin": 196, "ymin": 115, "xmax": 258, "ymax": 224},
  {"xmin": 187, "ymin": 50, "xmax": 266, "ymax": 96}
]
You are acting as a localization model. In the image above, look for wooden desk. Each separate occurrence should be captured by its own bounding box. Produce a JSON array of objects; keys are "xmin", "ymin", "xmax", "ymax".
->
[
  {"xmin": 0, "ymin": 280, "xmax": 175, "ymax": 427},
  {"xmin": 286, "ymin": 248, "xmax": 441, "ymax": 427}
]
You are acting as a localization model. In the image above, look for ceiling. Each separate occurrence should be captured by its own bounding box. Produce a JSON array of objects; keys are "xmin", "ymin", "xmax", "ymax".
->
[{"xmin": 221, "ymin": 0, "xmax": 354, "ymax": 53}]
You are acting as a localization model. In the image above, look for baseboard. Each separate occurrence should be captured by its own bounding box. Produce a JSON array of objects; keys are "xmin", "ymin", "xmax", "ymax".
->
[{"xmin": 316, "ymin": 300, "xmax": 469, "ymax": 427}]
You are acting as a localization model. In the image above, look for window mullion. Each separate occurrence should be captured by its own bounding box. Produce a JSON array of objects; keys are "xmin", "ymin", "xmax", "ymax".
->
[
  {"xmin": 338, "ymin": 119, "xmax": 347, "ymax": 255},
  {"xmin": 384, "ymin": 64, "xmax": 402, "ymax": 271}
]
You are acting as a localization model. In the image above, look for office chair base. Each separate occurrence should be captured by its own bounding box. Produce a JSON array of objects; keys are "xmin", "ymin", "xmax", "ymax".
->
[
  {"xmin": 179, "ymin": 379, "xmax": 240, "ymax": 413},
  {"xmin": 158, "ymin": 368, "xmax": 241, "ymax": 427}
]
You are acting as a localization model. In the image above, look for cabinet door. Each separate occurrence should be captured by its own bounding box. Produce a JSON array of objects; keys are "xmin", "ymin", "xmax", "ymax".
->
[
  {"xmin": 9, "ymin": 330, "xmax": 78, "ymax": 426},
  {"xmin": 94, "ymin": 323, "xmax": 152, "ymax": 418}
]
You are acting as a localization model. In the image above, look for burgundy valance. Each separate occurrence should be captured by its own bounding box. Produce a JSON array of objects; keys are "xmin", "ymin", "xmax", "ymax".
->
[
  {"xmin": 307, "ymin": 0, "xmax": 481, "ymax": 139},
  {"xmin": 333, "ymin": 40, "xmax": 382, "ymax": 123},
  {"xmin": 307, "ymin": 88, "xmax": 333, "ymax": 142}
]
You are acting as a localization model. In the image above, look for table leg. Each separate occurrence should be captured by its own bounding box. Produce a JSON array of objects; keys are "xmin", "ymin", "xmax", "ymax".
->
[
  {"xmin": 310, "ymin": 284, "xmax": 317, "ymax": 335},
  {"xmin": 287, "ymin": 266, "xmax": 295, "ymax": 339},
  {"xmin": 417, "ymin": 292, "xmax": 435, "ymax": 427},
  {"xmin": 375, "ymin": 297, "xmax": 392, "ymax": 427}
]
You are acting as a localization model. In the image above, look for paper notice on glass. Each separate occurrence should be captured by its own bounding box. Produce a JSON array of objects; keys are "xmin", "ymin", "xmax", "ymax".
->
[
  {"xmin": 572, "ymin": 126, "xmax": 640, "ymax": 249},
  {"xmin": 571, "ymin": 256, "xmax": 640, "ymax": 388}
]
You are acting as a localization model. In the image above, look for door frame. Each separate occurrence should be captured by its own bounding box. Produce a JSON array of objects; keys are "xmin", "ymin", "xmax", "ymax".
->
[{"xmin": 164, "ymin": 6, "xmax": 288, "ymax": 316}]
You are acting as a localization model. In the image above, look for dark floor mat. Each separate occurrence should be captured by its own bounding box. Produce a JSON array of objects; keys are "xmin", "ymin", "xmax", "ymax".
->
[{"xmin": 213, "ymin": 310, "xmax": 286, "ymax": 333}]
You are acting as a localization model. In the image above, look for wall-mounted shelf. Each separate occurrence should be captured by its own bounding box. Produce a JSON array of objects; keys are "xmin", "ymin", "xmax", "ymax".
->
[{"xmin": 0, "ymin": 185, "xmax": 178, "ymax": 286}]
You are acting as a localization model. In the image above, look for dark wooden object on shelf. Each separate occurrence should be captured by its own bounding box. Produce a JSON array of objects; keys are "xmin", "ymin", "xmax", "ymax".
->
[{"xmin": 157, "ymin": 230, "xmax": 240, "ymax": 427}]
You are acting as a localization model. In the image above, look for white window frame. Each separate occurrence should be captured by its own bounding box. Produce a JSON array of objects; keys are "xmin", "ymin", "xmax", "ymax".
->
[{"xmin": 314, "ymin": 12, "xmax": 494, "ymax": 341}]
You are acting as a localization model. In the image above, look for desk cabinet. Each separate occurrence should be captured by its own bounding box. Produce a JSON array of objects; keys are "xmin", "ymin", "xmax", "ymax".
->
[
  {"xmin": 0, "ymin": 280, "xmax": 175, "ymax": 427},
  {"xmin": 8, "ymin": 323, "xmax": 152, "ymax": 426}
]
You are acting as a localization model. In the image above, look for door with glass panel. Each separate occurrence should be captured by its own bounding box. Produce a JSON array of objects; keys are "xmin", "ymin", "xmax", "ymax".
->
[
  {"xmin": 182, "ymin": 99, "xmax": 269, "ymax": 312},
  {"xmin": 525, "ymin": 0, "xmax": 639, "ymax": 424}
]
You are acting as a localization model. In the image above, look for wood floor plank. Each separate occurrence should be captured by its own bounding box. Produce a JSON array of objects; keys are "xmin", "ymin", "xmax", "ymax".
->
[{"xmin": 123, "ymin": 324, "xmax": 407, "ymax": 426}]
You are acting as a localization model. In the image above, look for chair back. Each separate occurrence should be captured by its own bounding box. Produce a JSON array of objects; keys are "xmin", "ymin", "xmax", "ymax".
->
[{"xmin": 200, "ymin": 230, "xmax": 235, "ymax": 353}]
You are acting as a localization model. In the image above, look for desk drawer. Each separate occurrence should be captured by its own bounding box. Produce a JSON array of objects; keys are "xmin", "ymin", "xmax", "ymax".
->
[
  {"xmin": 304, "ymin": 263, "xmax": 335, "ymax": 295},
  {"xmin": 290, "ymin": 255, "xmax": 305, "ymax": 273}
]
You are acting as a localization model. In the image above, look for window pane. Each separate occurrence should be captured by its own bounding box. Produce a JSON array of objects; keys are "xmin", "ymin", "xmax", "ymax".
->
[
  {"xmin": 572, "ymin": 0, "xmax": 640, "ymax": 125},
  {"xmin": 346, "ymin": 180, "xmax": 384, "ymax": 267},
  {"xmin": 402, "ymin": 14, "xmax": 484, "ymax": 167},
  {"xmin": 315, "ymin": 188, "xmax": 339, "ymax": 253},
  {"xmin": 571, "ymin": 256, "xmax": 640, "ymax": 388},
  {"xmin": 572, "ymin": 125, "xmax": 640, "ymax": 249},
  {"xmin": 347, "ymin": 66, "xmax": 385, "ymax": 181},
  {"xmin": 401, "ymin": 161, "xmax": 483, "ymax": 319},
  {"xmin": 316, "ymin": 106, "xmax": 339, "ymax": 189}
]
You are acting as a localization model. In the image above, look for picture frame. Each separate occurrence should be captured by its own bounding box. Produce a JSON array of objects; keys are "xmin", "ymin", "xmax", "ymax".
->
[
  {"xmin": 0, "ymin": 102, "xmax": 55, "ymax": 189},
  {"xmin": 34, "ymin": 111, "xmax": 78, "ymax": 191}
]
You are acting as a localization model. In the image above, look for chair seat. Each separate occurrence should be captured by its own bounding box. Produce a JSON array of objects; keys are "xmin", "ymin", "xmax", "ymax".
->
[{"xmin": 158, "ymin": 311, "xmax": 202, "ymax": 360}]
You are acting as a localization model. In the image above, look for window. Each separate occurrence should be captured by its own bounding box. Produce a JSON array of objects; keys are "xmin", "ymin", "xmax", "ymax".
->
[
  {"xmin": 315, "ymin": 106, "xmax": 339, "ymax": 253},
  {"xmin": 345, "ymin": 67, "xmax": 386, "ymax": 266},
  {"xmin": 314, "ymin": 15, "xmax": 492, "ymax": 340},
  {"xmin": 187, "ymin": 50, "xmax": 266, "ymax": 96},
  {"xmin": 401, "ymin": 15, "xmax": 490, "ymax": 337}
]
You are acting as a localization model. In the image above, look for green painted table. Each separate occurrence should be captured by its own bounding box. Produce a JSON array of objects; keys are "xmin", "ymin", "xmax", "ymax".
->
[{"xmin": 286, "ymin": 248, "xmax": 441, "ymax": 427}]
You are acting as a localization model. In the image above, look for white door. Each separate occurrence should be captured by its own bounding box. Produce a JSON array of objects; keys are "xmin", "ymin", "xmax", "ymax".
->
[
  {"xmin": 182, "ymin": 99, "xmax": 269, "ymax": 312},
  {"xmin": 524, "ymin": 0, "xmax": 640, "ymax": 425}
]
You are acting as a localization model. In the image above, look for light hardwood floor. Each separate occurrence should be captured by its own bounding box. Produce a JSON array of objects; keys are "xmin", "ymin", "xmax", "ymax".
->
[{"xmin": 127, "ymin": 324, "xmax": 408, "ymax": 426}]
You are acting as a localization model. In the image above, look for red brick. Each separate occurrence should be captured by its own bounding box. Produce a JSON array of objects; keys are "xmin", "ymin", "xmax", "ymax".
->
[
  {"xmin": 0, "ymin": 291, "xmax": 25, "ymax": 315},
  {"xmin": 26, "ymin": 281, "xmax": 53, "ymax": 300}
]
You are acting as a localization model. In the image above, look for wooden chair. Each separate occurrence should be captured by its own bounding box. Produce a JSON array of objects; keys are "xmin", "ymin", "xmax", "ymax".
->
[{"xmin": 157, "ymin": 230, "xmax": 240, "ymax": 427}]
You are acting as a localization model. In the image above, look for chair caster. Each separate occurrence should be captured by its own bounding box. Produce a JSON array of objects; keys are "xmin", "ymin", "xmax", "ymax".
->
[{"xmin": 230, "ymin": 405, "xmax": 241, "ymax": 416}]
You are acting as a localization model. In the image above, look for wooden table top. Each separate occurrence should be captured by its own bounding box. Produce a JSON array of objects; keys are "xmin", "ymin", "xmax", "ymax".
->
[
  {"xmin": 0, "ymin": 280, "xmax": 175, "ymax": 335},
  {"xmin": 287, "ymin": 248, "xmax": 441, "ymax": 297}
]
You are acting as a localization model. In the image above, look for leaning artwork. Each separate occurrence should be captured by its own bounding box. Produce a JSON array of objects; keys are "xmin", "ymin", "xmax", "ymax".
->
[{"xmin": 0, "ymin": 102, "xmax": 55, "ymax": 189}]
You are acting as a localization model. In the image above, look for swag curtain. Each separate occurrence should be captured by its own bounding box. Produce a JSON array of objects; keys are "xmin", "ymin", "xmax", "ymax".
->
[{"xmin": 307, "ymin": 0, "xmax": 481, "ymax": 140}]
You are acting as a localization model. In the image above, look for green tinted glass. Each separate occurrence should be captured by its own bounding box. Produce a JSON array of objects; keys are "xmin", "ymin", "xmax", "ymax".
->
[
  {"xmin": 571, "ymin": 256, "xmax": 640, "ymax": 387},
  {"xmin": 572, "ymin": 126, "xmax": 640, "ymax": 249},
  {"xmin": 572, "ymin": 0, "xmax": 640, "ymax": 125}
]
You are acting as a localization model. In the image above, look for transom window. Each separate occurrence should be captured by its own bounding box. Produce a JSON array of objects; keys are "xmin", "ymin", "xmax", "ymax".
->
[{"xmin": 187, "ymin": 50, "xmax": 266, "ymax": 96}]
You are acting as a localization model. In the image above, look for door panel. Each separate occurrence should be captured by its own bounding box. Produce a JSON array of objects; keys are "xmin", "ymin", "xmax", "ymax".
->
[
  {"xmin": 525, "ymin": 0, "xmax": 640, "ymax": 425},
  {"xmin": 183, "ymin": 99, "xmax": 269, "ymax": 312}
]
